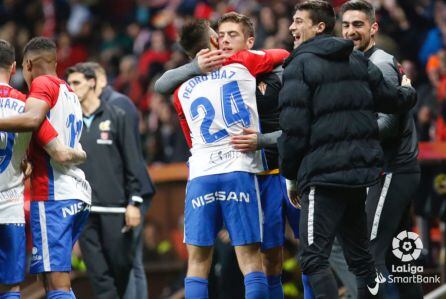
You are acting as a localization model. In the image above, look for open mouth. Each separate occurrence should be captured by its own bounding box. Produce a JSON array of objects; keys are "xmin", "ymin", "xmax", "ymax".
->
[
  {"xmin": 347, "ymin": 36, "xmax": 361, "ymax": 43},
  {"xmin": 293, "ymin": 34, "xmax": 301, "ymax": 44}
]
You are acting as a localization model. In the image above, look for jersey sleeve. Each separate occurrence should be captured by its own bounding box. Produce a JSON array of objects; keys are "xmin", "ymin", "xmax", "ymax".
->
[
  {"xmin": 224, "ymin": 49, "xmax": 289, "ymax": 77},
  {"xmin": 173, "ymin": 88, "xmax": 192, "ymax": 148},
  {"xmin": 28, "ymin": 76, "xmax": 59, "ymax": 108},
  {"xmin": 34, "ymin": 118, "xmax": 58, "ymax": 146}
]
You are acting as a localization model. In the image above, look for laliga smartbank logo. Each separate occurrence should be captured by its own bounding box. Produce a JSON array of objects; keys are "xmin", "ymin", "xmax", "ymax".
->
[
  {"xmin": 385, "ymin": 230, "xmax": 440, "ymax": 284},
  {"xmin": 392, "ymin": 230, "xmax": 423, "ymax": 262}
]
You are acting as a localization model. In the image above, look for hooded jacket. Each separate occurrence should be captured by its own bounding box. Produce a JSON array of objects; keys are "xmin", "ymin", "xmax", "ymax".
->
[{"xmin": 278, "ymin": 34, "xmax": 417, "ymax": 194}]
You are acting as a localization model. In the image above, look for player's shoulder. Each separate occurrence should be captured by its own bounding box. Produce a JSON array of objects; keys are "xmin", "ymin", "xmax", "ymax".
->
[
  {"xmin": 31, "ymin": 75, "xmax": 63, "ymax": 90},
  {"xmin": 9, "ymin": 88, "xmax": 26, "ymax": 102},
  {"xmin": 0, "ymin": 84, "xmax": 26, "ymax": 101},
  {"xmin": 33, "ymin": 75, "xmax": 76, "ymax": 97},
  {"xmin": 223, "ymin": 50, "xmax": 267, "ymax": 72},
  {"xmin": 228, "ymin": 49, "xmax": 267, "ymax": 63},
  {"xmin": 32, "ymin": 74, "xmax": 60, "ymax": 84}
]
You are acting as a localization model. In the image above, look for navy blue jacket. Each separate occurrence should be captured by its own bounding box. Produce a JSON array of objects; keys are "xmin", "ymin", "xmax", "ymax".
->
[{"xmin": 100, "ymin": 86, "xmax": 155, "ymax": 198}]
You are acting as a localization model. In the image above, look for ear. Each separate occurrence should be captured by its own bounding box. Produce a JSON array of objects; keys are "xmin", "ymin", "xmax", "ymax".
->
[
  {"xmin": 246, "ymin": 36, "xmax": 255, "ymax": 50},
  {"xmin": 88, "ymin": 78, "xmax": 96, "ymax": 89},
  {"xmin": 316, "ymin": 22, "xmax": 326, "ymax": 34},
  {"xmin": 10, "ymin": 61, "xmax": 16, "ymax": 76},
  {"xmin": 26, "ymin": 59, "xmax": 32, "ymax": 72},
  {"xmin": 370, "ymin": 22, "xmax": 378, "ymax": 36},
  {"xmin": 210, "ymin": 35, "xmax": 219, "ymax": 50}
]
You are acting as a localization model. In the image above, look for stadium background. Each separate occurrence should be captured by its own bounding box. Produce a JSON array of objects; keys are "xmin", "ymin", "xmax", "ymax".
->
[{"xmin": 3, "ymin": 0, "xmax": 446, "ymax": 298}]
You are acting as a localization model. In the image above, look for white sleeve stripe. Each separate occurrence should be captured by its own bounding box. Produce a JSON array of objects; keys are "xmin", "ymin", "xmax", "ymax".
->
[
  {"xmin": 131, "ymin": 196, "xmax": 143, "ymax": 203},
  {"xmin": 90, "ymin": 206, "xmax": 127, "ymax": 213},
  {"xmin": 248, "ymin": 50, "xmax": 266, "ymax": 56}
]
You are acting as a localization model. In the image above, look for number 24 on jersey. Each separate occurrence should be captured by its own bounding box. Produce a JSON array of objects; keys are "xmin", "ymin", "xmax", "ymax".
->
[{"xmin": 190, "ymin": 81, "xmax": 250, "ymax": 144}]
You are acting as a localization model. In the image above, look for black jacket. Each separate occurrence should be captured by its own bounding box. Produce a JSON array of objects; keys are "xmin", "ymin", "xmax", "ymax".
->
[
  {"xmin": 364, "ymin": 47, "xmax": 419, "ymax": 173},
  {"xmin": 278, "ymin": 35, "xmax": 417, "ymax": 193},
  {"xmin": 79, "ymin": 101, "xmax": 142, "ymax": 208},
  {"xmin": 100, "ymin": 86, "xmax": 155, "ymax": 198},
  {"xmin": 256, "ymin": 68, "xmax": 282, "ymax": 169}
]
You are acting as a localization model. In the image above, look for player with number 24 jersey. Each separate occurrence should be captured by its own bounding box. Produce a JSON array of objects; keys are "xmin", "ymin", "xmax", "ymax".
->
[
  {"xmin": 175, "ymin": 49, "xmax": 288, "ymax": 246},
  {"xmin": 175, "ymin": 49, "xmax": 288, "ymax": 180}
]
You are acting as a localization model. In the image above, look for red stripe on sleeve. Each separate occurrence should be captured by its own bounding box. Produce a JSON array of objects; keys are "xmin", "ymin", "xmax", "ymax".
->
[{"xmin": 173, "ymin": 88, "xmax": 192, "ymax": 148}]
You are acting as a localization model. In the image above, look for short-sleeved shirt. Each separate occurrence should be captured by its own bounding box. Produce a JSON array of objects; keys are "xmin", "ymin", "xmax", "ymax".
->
[
  {"xmin": 27, "ymin": 75, "xmax": 91, "ymax": 204},
  {"xmin": 0, "ymin": 83, "xmax": 58, "ymax": 223}
]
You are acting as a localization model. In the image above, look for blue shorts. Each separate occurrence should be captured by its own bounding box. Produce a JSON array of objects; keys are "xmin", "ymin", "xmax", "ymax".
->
[
  {"xmin": 184, "ymin": 172, "xmax": 262, "ymax": 246},
  {"xmin": 30, "ymin": 199, "xmax": 90, "ymax": 274},
  {"xmin": 258, "ymin": 174, "xmax": 300, "ymax": 250},
  {"xmin": 0, "ymin": 224, "xmax": 26, "ymax": 284}
]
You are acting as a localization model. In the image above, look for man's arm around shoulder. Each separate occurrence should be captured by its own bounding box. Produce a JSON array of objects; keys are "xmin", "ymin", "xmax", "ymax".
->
[
  {"xmin": 0, "ymin": 98, "xmax": 49, "ymax": 132},
  {"xmin": 368, "ymin": 61, "xmax": 417, "ymax": 113}
]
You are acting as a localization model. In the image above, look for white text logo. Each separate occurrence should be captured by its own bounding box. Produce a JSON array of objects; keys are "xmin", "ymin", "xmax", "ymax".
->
[{"xmin": 192, "ymin": 191, "xmax": 250, "ymax": 208}]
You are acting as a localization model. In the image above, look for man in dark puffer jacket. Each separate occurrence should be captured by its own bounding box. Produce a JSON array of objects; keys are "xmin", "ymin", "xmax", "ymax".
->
[{"xmin": 277, "ymin": 1, "xmax": 417, "ymax": 298}]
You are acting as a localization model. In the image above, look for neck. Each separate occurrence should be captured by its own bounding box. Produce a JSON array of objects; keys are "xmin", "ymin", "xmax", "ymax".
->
[
  {"xmin": 33, "ymin": 64, "xmax": 57, "ymax": 80},
  {"xmin": 0, "ymin": 71, "xmax": 11, "ymax": 85},
  {"xmin": 95, "ymin": 85, "xmax": 107, "ymax": 98},
  {"xmin": 363, "ymin": 40, "xmax": 375, "ymax": 53},
  {"xmin": 81, "ymin": 92, "xmax": 101, "ymax": 116}
]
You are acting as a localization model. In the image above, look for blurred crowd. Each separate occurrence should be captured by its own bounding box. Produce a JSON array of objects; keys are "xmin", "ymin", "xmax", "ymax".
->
[{"xmin": 3, "ymin": 0, "xmax": 446, "ymax": 297}]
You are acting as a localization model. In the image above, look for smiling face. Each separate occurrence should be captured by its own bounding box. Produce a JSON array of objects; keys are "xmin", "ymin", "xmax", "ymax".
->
[
  {"xmin": 289, "ymin": 10, "xmax": 322, "ymax": 49},
  {"xmin": 218, "ymin": 21, "xmax": 254, "ymax": 55},
  {"xmin": 341, "ymin": 10, "xmax": 377, "ymax": 52}
]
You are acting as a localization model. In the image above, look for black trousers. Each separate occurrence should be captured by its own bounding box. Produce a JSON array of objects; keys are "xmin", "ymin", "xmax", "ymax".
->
[
  {"xmin": 366, "ymin": 172, "xmax": 423, "ymax": 299},
  {"xmin": 79, "ymin": 213, "xmax": 134, "ymax": 299},
  {"xmin": 299, "ymin": 186, "xmax": 377, "ymax": 299}
]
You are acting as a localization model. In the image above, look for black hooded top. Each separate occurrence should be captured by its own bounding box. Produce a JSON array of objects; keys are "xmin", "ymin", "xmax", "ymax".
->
[{"xmin": 277, "ymin": 34, "xmax": 417, "ymax": 194}]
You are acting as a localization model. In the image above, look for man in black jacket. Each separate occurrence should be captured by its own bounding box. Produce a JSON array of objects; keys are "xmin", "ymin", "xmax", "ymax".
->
[
  {"xmin": 341, "ymin": 1, "xmax": 423, "ymax": 298},
  {"xmin": 67, "ymin": 64, "xmax": 142, "ymax": 299},
  {"xmin": 278, "ymin": 1, "xmax": 417, "ymax": 298}
]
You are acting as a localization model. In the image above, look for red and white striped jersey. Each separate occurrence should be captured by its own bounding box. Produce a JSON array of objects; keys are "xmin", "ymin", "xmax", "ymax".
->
[
  {"xmin": 28, "ymin": 75, "xmax": 91, "ymax": 204},
  {"xmin": 174, "ymin": 49, "xmax": 289, "ymax": 179},
  {"xmin": 0, "ymin": 84, "xmax": 58, "ymax": 223}
]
